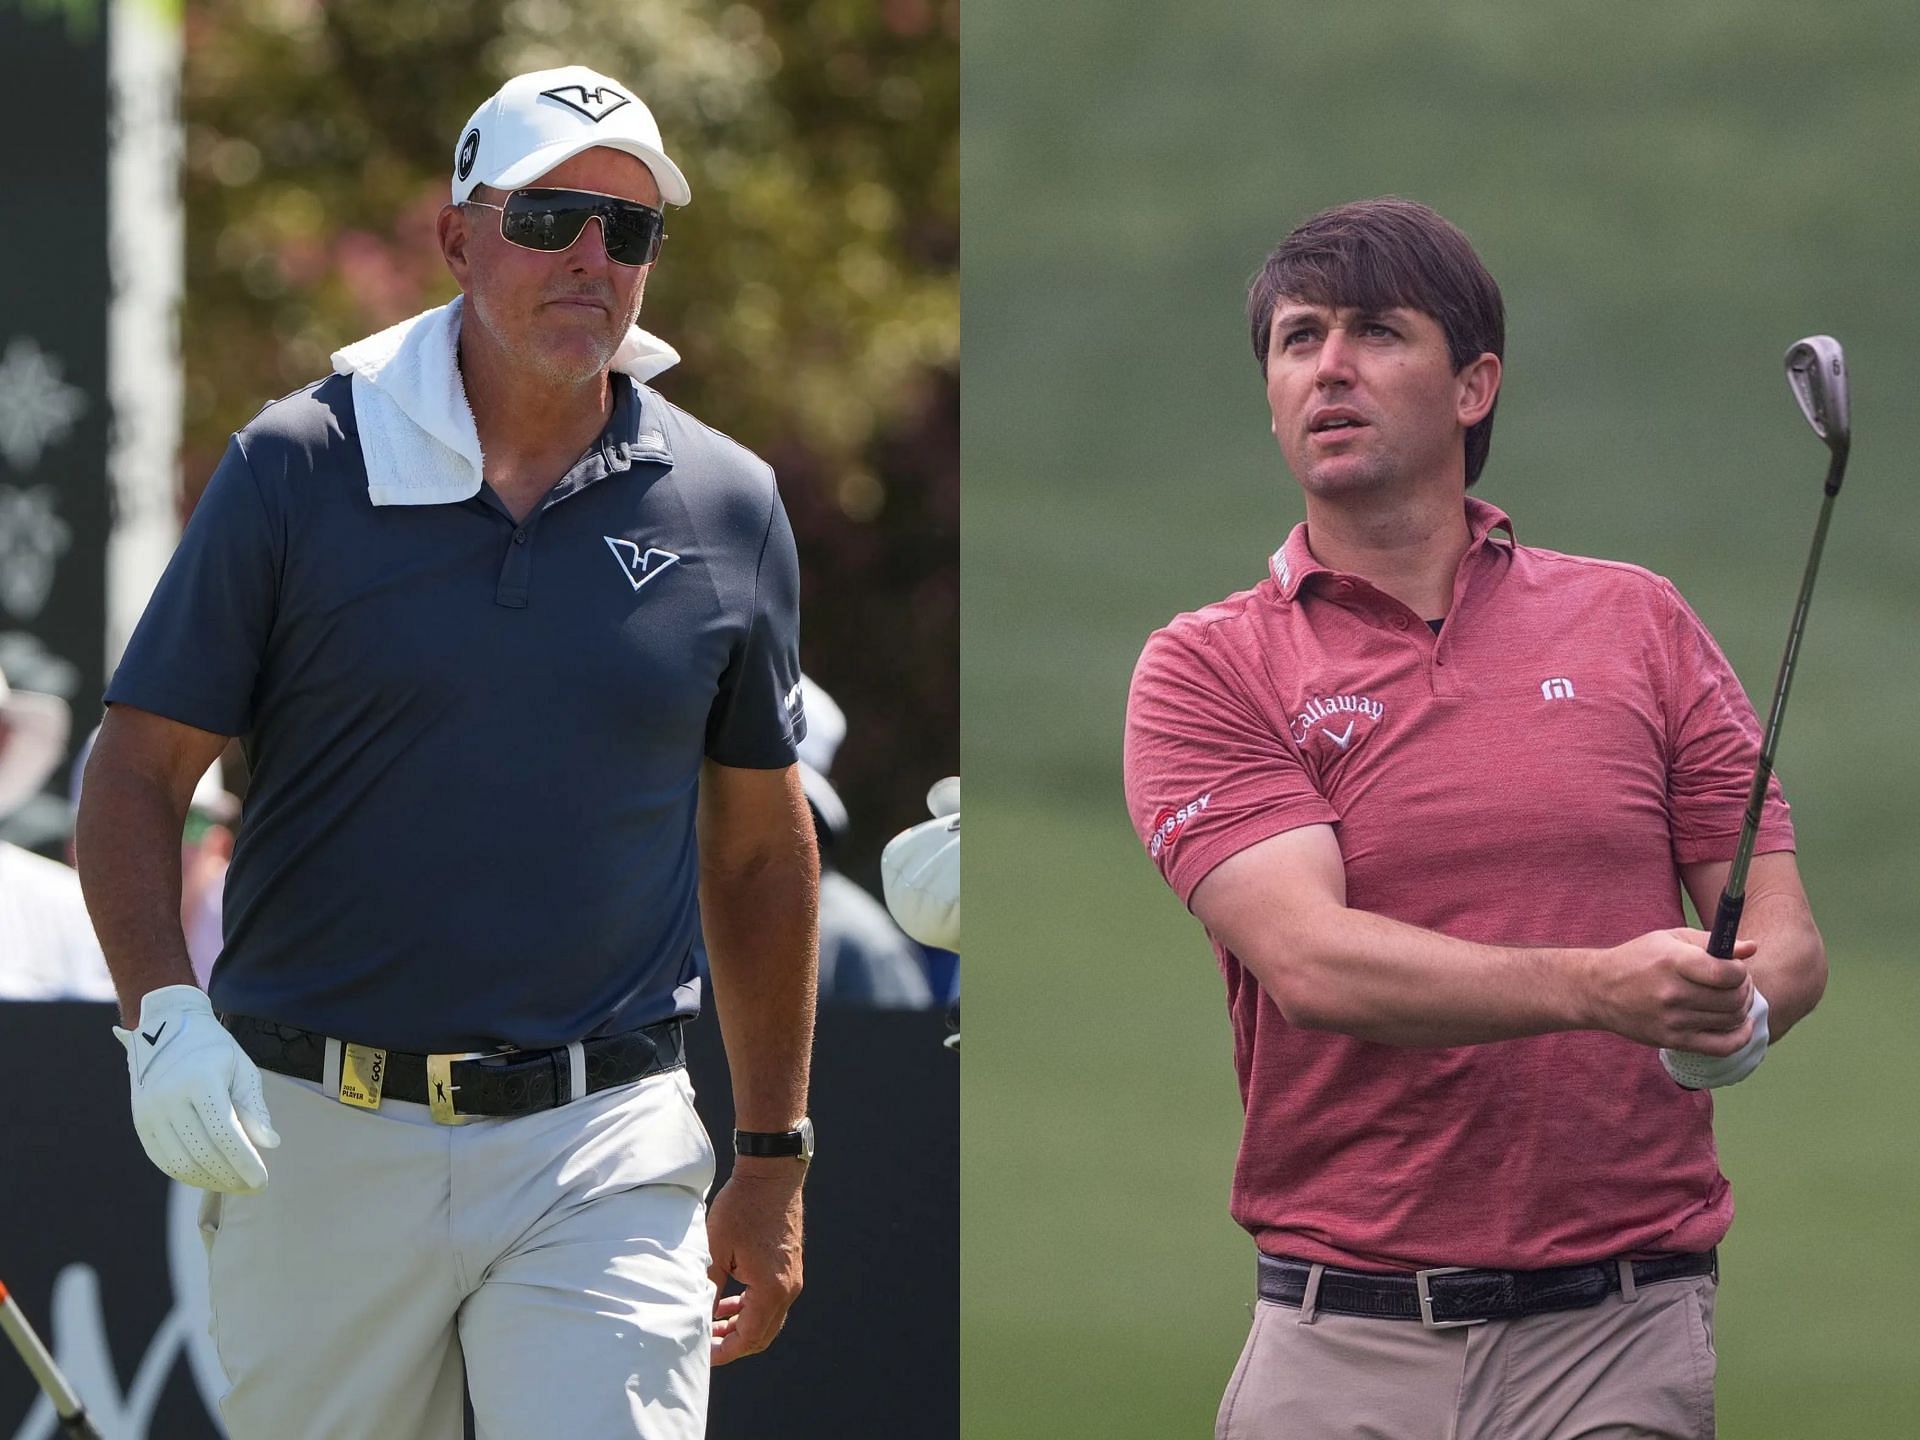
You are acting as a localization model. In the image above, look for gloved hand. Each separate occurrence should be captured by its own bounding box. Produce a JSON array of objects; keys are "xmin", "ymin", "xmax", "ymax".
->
[
  {"xmin": 881, "ymin": 776, "xmax": 959, "ymax": 952},
  {"xmin": 1661, "ymin": 986, "xmax": 1770, "ymax": 1090},
  {"xmin": 113, "ymin": 985, "xmax": 280, "ymax": 1193}
]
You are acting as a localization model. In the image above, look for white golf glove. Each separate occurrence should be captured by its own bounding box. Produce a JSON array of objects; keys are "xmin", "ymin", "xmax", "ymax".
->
[
  {"xmin": 1661, "ymin": 986, "xmax": 1771, "ymax": 1090},
  {"xmin": 882, "ymin": 776, "xmax": 959, "ymax": 952},
  {"xmin": 113, "ymin": 985, "xmax": 280, "ymax": 1193}
]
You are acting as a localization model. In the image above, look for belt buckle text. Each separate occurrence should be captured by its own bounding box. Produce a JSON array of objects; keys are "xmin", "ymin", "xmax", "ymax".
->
[
  {"xmin": 1415, "ymin": 1267, "xmax": 1490, "ymax": 1329},
  {"xmin": 425, "ymin": 1052, "xmax": 485, "ymax": 1125},
  {"xmin": 337, "ymin": 1043, "xmax": 387, "ymax": 1110}
]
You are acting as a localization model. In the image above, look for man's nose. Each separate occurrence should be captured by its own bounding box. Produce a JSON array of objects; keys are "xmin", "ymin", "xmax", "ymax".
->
[
  {"xmin": 565, "ymin": 215, "xmax": 612, "ymax": 268},
  {"xmin": 1315, "ymin": 327, "xmax": 1357, "ymax": 386}
]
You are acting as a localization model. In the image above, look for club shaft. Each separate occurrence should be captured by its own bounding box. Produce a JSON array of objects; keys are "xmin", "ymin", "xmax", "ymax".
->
[
  {"xmin": 1708, "ymin": 455, "xmax": 1843, "ymax": 959},
  {"xmin": 0, "ymin": 1289, "xmax": 99, "ymax": 1437}
]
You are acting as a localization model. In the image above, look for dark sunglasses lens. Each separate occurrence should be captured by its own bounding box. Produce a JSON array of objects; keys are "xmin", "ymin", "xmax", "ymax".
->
[
  {"xmin": 500, "ymin": 191, "xmax": 662, "ymax": 266},
  {"xmin": 500, "ymin": 197, "xmax": 590, "ymax": 252},
  {"xmin": 601, "ymin": 206, "xmax": 664, "ymax": 266}
]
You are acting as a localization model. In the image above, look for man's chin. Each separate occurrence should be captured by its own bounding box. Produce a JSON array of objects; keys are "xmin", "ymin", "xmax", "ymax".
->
[
  {"xmin": 1297, "ymin": 457, "xmax": 1397, "ymax": 497},
  {"xmin": 522, "ymin": 335, "xmax": 620, "ymax": 386}
]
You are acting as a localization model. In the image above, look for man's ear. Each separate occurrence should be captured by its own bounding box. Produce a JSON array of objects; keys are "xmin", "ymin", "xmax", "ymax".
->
[
  {"xmin": 438, "ymin": 203, "xmax": 472, "ymax": 289},
  {"xmin": 1457, "ymin": 351, "xmax": 1501, "ymax": 428}
]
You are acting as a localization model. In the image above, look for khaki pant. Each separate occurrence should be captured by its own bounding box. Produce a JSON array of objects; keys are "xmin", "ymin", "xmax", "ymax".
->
[
  {"xmin": 199, "ymin": 1064, "xmax": 716, "ymax": 1439},
  {"xmin": 1217, "ymin": 1267, "xmax": 1717, "ymax": 1440}
]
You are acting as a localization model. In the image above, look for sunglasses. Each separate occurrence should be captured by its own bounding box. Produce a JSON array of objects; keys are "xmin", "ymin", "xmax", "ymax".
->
[{"xmin": 464, "ymin": 188, "xmax": 665, "ymax": 267}]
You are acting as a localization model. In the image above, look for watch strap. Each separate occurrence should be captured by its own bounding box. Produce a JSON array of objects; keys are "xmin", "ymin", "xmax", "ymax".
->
[{"xmin": 733, "ymin": 1117, "xmax": 813, "ymax": 1159}]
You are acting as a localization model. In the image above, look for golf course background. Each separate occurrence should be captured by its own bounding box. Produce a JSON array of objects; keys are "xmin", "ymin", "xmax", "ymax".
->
[{"xmin": 963, "ymin": 4, "xmax": 1919, "ymax": 1436}]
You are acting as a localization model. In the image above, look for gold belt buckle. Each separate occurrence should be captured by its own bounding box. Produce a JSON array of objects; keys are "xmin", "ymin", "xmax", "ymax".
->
[
  {"xmin": 425, "ymin": 1052, "xmax": 485, "ymax": 1125},
  {"xmin": 337, "ymin": 1043, "xmax": 388, "ymax": 1110}
]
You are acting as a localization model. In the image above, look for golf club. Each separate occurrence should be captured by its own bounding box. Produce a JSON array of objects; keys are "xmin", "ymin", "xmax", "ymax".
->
[
  {"xmin": 0, "ymin": 1280, "xmax": 103, "ymax": 1440},
  {"xmin": 1705, "ymin": 335, "xmax": 1851, "ymax": 960}
]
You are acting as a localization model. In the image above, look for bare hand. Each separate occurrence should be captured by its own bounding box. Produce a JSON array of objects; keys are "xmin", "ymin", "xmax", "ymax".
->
[
  {"xmin": 705, "ymin": 1164, "xmax": 805, "ymax": 1365},
  {"xmin": 1589, "ymin": 927, "xmax": 1757, "ymax": 1053}
]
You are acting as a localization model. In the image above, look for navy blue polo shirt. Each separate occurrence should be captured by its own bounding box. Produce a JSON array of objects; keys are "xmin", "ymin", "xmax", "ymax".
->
[{"xmin": 106, "ymin": 371, "xmax": 804, "ymax": 1053}]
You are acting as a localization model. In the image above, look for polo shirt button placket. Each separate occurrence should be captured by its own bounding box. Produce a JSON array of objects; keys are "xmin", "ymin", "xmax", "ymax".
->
[{"xmin": 497, "ymin": 519, "xmax": 536, "ymax": 608}]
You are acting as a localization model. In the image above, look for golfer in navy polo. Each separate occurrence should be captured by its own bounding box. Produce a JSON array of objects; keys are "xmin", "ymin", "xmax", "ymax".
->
[{"xmin": 75, "ymin": 67, "xmax": 818, "ymax": 1439}]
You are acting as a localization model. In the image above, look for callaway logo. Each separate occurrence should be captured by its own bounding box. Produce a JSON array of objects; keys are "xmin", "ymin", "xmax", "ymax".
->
[
  {"xmin": 1290, "ymin": 693, "xmax": 1385, "ymax": 751},
  {"xmin": 604, "ymin": 536, "xmax": 681, "ymax": 592},
  {"xmin": 457, "ymin": 129, "xmax": 480, "ymax": 181},
  {"xmin": 141, "ymin": 1022, "xmax": 166, "ymax": 1046},
  {"xmin": 540, "ymin": 84, "xmax": 633, "ymax": 122},
  {"xmin": 1148, "ymin": 792, "xmax": 1212, "ymax": 861}
]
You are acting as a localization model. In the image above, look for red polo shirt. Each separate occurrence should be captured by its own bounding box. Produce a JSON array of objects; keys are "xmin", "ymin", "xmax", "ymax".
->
[{"xmin": 1122, "ymin": 497, "xmax": 1794, "ymax": 1272}]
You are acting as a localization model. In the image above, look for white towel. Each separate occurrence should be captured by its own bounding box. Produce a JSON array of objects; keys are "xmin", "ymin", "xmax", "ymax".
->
[{"xmin": 330, "ymin": 294, "xmax": 680, "ymax": 507}]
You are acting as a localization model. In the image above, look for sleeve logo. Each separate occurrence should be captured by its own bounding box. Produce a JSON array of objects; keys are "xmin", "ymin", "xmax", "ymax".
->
[{"xmin": 1148, "ymin": 792, "xmax": 1212, "ymax": 861}]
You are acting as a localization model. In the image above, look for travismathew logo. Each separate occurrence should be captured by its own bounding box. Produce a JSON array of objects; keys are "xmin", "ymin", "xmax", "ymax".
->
[
  {"xmin": 604, "ymin": 536, "xmax": 681, "ymax": 592},
  {"xmin": 1148, "ymin": 792, "xmax": 1211, "ymax": 861},
  {"xmin": 540, "ymin": 84, "xmax": 633, "ymax": 122},
  {"xmin": 1291, "ymin": 693, "xmax": 1385, "ymax": 752}
]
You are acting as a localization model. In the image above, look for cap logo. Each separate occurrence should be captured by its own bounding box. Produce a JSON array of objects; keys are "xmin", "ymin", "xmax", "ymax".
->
[
  {"xmin": 540, "ymin": 84, "xmax": 632, "ymax": 123},
  {"xmin": 457, "ymin": 129, "xmax": 480, "ymax": 181}
]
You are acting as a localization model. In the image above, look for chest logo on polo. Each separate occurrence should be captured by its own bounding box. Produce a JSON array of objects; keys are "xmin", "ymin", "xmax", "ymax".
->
[
  {"xmin": 604, "ymin": 536, "xmax": 681, "ymax": 592},
  {"xmin": 1290, "ymin": 693, "xmax": 1385, "ymax": 753}
]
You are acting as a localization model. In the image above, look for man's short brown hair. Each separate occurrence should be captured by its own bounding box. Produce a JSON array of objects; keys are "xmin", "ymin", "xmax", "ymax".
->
[{"xmin": 1248, "ymin": 198, "xmax": 1506, "ymax": 487}]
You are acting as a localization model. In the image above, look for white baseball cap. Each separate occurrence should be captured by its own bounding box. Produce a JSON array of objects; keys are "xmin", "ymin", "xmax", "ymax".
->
[
  {"xmin": 794, "ymin": 676, "xmax": 848, "ymax": 842},
  {"xmin": 451, "ymin": 66, "xmax": 691, "ymax": 208}
]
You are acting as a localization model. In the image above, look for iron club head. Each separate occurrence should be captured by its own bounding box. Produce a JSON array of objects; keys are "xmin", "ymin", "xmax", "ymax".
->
[{"xmin": 1785, "ymin": 335, "xmax": 1850, "ymax": 457}]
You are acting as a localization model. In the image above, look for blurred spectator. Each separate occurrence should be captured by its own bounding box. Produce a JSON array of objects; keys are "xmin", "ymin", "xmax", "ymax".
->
[
  {"xmin": 69, "ymin": 727, "xmax": 236, "ymax": 988},
  {"xmin": 799, "ymin": 676, "xmax": 935, "ymax": 1009},
  {"xmin": 0, "ymin": 665, "xmax": 112, "ymax": 1001}
]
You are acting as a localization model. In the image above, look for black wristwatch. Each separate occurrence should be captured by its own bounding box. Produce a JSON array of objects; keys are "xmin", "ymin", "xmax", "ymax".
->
[{"xmin": 733, "ymin": 1116, "xmax": 814, "ymax": 1162}]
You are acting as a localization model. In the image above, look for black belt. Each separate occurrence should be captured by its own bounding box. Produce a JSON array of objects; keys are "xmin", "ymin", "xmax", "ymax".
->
[
  {"xmin": 223, "ymin": 1014, "xmax": 686, "ymax": 1123},
  {"xmin": 1257, "ymin": 1248, "xmax": 1717, "ymax": 1328}
]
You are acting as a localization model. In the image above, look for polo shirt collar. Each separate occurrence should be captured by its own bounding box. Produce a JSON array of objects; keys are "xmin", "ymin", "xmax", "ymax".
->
[
  {"xmin": 1267, "ymin": 495, "xmax": 1515, "ymax": 602},
  {"xmin": 535, "ymin": 375, "xmax": 674, "ymax": 508}
]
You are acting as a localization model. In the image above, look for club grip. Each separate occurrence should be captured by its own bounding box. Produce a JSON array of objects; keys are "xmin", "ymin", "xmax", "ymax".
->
[{"xmin": 1707, "ymin": 892, "xmax": 1745, "ymax": 960}]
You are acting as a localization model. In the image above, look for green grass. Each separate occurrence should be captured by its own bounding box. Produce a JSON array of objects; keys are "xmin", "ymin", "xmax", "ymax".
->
[
  {"xmin": 962, "ymin": 2, "xmax": 1920, "ymax": 1433},
  {"xmin": 963, "ymin": 799, "xmax": 1920, "ymax": 1437}
]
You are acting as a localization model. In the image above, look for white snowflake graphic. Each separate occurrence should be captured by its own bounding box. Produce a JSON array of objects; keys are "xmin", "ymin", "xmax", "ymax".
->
[
  {"xmin": 0, "ymin": 485, "xmax": 73, "ymax": 620},
  {"xmin": 0, "ymin": 336, "xmax": 88, "ymax": 472}
]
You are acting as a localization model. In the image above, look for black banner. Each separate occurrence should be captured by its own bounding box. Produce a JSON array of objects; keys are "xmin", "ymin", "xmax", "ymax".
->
[
  {"xmin": 0, "ymin": 0, "xmax": 110, "ymax": 849},
  {"xmin": 0, "ymin": 1004, "xmax": 958, "ymax": 1438}
]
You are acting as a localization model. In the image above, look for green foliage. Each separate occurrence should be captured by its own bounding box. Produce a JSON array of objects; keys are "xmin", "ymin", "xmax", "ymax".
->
[{"xmin": 184, "ymin": 0, "xmax": 956, "ymax": 875}]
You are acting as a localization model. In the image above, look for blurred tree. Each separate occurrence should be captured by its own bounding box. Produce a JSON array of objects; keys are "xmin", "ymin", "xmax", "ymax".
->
[{"xmin": 182, "ymin": 0, "xmax": 957, "ymax": 883}]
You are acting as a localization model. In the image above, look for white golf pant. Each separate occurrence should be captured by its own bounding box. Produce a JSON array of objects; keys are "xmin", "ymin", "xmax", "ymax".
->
[{"xmin": 198, "ymin": 1062, "xmax": 716, "ymax": 1439}]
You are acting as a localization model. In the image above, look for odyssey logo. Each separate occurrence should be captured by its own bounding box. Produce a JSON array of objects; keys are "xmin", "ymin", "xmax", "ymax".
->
[{"xmin": 1148, "ymin": 792, "xmax": 1212, "ymax": 861}]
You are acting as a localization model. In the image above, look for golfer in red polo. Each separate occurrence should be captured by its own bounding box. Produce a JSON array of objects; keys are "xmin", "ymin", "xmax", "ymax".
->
[{"xmin": 1122, "ymin": 197, "xmax": 1828, "ymax": 1439}]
